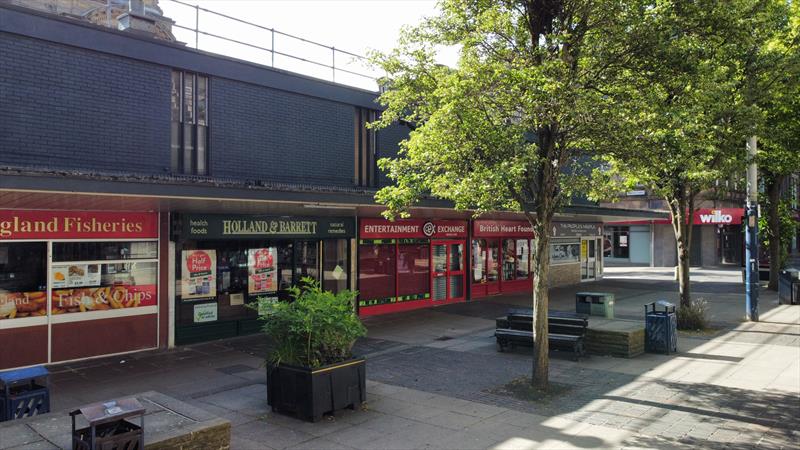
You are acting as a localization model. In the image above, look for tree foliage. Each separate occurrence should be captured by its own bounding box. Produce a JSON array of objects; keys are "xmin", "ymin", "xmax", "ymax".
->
[
  {"xmin": 370, "ymin": 0, "xmax": 633, "ymax": 388},
  {"xmin": 590, "ymin": 0, "xmax": 790, "ymax": 307}
]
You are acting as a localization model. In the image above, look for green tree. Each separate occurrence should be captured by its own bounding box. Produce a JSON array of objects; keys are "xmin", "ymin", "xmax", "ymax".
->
[
  {"xmin": 755, "ymin": 2, "xmax": 800, "ymax": 289},
  {"xmin": 369, "ymin": 0, "xmax": 632, "ymax": 388},
  {"xmin": 592, "ymin": 1, "xmax": 768, "ymax": 308}
]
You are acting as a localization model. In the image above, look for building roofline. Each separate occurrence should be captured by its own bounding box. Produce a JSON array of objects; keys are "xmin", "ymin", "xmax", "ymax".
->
[{"xmin": 0, "ymin": 2, "xmax": 379, "ymax": 109}]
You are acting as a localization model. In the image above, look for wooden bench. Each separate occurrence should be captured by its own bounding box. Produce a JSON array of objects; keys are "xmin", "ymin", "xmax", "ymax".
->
[{"xmin": 495, "ymin": 309, "xmax": 588, "ymax": 361}]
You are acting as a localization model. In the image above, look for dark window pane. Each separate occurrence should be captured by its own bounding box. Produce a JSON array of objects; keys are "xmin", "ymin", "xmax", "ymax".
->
[
  {"xmin": 183, "ymin": 123, "xmax": 194, "ymax": 174},
  {"xmin": 294, "ymin": 240, "xmax": 319, "ymax": 282},
  {"xmin": 516, "ymin": 239, "xmax": 530, "ymax": 279},
  {"xmin": 471, "ymin": 239, "xmax": 485, "ymax": 283},
  {"xmin": 170, "ymin": 71, "xmax": 181, "ymax": 122},
  {"xmin": 323, "ymin": 239, "xmax": 348, "ymax": 293},
  {"xmin": 53, "ymin": 242, "xmax": 157, "ymax": 262},
  {"xmin": 196, "ymin": 126, "xmax": 207, "ymax": 175},
  {"xmin": 183, "ymin": 74, "xmax": 195, "ymax": 124},
  {"xmin": 486, "ymin": 240, "xmax": 499, "ymax": 282},
  {"xmin": 397, "ymin": 244, "xmax": 429, "ymax": 297},
  {"xmin": 0, "ymin": 243, "xmax": 47, "ymax": 320},
  {"xmin": 358, "ymin": 243, "xmax": 395, "ymax": 301},
  {"xmin": 171, "ymin": 122, "xmax": 181, "ymax": 172},
  {"xmin": 503, "ymin": 239, "xmax": 516, "ymax": 281},
  {"xmin": 197, "ymin": 76, "xmax": 208, "ymax": 126}
]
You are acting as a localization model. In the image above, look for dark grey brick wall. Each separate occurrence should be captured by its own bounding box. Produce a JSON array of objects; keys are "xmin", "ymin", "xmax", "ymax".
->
[
  {"xmin": 376, "ymin": 122, "xmax": 410, "ymax": 188},
  {"xmin": 0, "ymin": 32, "xmax": 171, "ymax": 173},
  {"xmin": 211, "ymin": 78, "xmax": 356, "ymax": 186}
]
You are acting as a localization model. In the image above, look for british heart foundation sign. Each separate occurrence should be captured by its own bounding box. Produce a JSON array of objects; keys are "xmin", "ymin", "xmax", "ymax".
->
[{"xmin": 0, "ymin": 210, "xmax": 158, "ymax": 240}]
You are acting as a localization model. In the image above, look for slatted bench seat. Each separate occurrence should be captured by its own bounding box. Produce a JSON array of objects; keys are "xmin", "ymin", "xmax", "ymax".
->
[{"xmin": 495, "ymin": 309, "xmax": 588, "ymax": 361}]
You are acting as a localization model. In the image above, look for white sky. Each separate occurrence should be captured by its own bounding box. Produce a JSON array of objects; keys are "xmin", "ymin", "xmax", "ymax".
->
[{"xmin": 159, "ymin": 0, "xmax": 457, "ymax": 90}]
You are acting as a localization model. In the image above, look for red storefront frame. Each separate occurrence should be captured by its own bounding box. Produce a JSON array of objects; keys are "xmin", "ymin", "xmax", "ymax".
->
[
  {"xmin": 0, "ymin": 210, "xmax": 160, "ymax": 370},
  {"xmin": 472, "ymin": 220, "xmax": 535, "ymax": 299},
  {"xmin": 358, "ymin": 219, "xmax": 467, "ymax": 316}
]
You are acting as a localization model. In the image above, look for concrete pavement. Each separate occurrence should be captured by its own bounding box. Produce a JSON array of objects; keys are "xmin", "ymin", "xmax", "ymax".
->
[{"xmin": 13, "ymin": 267, "xmax": 799, "ymax": 449}]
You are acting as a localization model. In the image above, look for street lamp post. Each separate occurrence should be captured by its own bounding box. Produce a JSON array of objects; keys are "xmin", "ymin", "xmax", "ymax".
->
[{"xmin": 745, "ymin": 136, "xmax": 759, "ymax": 321}]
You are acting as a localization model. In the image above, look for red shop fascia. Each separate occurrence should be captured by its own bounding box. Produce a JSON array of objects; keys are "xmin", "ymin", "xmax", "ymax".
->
[
  {"xmin": 471, "ymin": 220, "xmax": 536, "ymax": 298},
  {"xmin": 358, "ymin": 218, "xmax": 468, "ymax": 316},
  {"xmin": 0, "ymin": 210, "xmax": 166, "ymax": 370}
]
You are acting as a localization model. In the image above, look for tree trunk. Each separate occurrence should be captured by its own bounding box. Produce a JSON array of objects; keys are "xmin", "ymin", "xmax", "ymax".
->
[
  {"xmin": 530, "ymin": 222, "xmax": 551, "ymax": 389},
  {"xmin": 767, "ymin": 174, "xmax": 785, "ymax": 291},
  {"xmin": 667, "ymin": 187, "xmax": 693, "ymax": 308}
]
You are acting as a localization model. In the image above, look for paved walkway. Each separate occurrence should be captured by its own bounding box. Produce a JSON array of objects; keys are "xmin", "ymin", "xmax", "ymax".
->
[{"xmin": 18, "ymin": 268, "xmax": 800, "ymax": 449}]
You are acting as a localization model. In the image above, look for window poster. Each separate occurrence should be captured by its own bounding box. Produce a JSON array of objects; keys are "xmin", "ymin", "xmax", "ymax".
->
[
  {"xmin": 182, "ymin": 250, "xmax": 217, "ymax": 301},
  {"xmin": 52, "ymin": 264, "xmax": 101, "ymax": 288},
  {"xmin": 248, "ymin": 247, "xmax": 277, "ymax": 295}
]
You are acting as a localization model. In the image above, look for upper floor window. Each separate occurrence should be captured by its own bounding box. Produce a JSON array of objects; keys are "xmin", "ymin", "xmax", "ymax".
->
[
  {"xmin": 171, "ymin": 71, "xmax": 209, "ymax": 175},
  {"xmin": 354, "ymin": 108, "xmax": 377, "ymax": 187}
]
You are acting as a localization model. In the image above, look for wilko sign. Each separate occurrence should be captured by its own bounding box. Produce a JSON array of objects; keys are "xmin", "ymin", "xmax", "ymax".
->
[
  {"xmin": 0, "ymin": 210, "xmax": 158, "ymax": 240},
  {"xmin": 360, "ymin": 218, "xmax": 468, "ymax": 239},
  {"xmin": 472, "ymin": 220, "xmax": 535, "ymax": 238},
  {"xmin": 693, "ymin": 208, "xmax": 743, "ymax": 225}
]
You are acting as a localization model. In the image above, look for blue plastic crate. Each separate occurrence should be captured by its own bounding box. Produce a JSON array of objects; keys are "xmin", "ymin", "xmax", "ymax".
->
[
  {"xmin": 0, "ymin": 365, "xmax": 51, "ymax": 422},
  {"xmin": 0, "ymin": 384, "xmax": 50, "ymax": 421}
]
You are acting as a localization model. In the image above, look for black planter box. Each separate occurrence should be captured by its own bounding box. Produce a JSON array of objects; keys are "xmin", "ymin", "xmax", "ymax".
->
[{"xmin": 267, "ymin": 358, "xmax": 366, "ymax": 422}]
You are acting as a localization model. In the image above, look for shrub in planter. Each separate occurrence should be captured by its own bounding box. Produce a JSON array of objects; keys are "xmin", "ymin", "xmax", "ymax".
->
[{"xmin": 258, "ymin": 278, "xmax": 367, "ymax": 422}]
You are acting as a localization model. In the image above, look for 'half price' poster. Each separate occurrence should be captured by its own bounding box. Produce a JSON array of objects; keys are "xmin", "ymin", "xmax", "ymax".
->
[
  {"xmin": 182, "ymin": 250, "xmax": 216, "ymax": 300},
  {"xmin": 248, "ymin": 247, "xmax": 277, "ymax": 295}
]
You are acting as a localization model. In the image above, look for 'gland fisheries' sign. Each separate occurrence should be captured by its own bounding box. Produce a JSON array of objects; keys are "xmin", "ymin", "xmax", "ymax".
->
[{"xmin": 0, "ymin": 211, "xmax": 158, "ymax": 240}]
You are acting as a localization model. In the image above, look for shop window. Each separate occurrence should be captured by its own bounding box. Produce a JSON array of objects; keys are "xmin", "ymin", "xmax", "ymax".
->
[
  {"xmin": 502, "ymin": 239, "xmax": 517, "ymax": 281},
  {"xmin": 551, "ymin": 240, "xmax": 580, "ymax": 264},
  {"xmin": 51, "ymin": 262, "xmax": 158, "ymax": 315},
  {"xmin": 0, "ymin": 242, "xmax": 47, "ymax": 320},
  {"xmin": 323, "ymin": 239, "xmax": 349, "ymax": 293},
  {"xmin": 294, "ymin": 240, "xmax": 319, "ymax": 283},
  {"xmin": 515, "ymin": 239, "xmax": 530, "ymax": 279},
  {"xmin": 51, "ymin": 241, "xmax": 158, "ymax": 316},
  {"xmin": 171, "ymin": 70, "xmax": 209, "ymax": 176},
  {"xmin": 358, "ymin": 242, "xmax": 396, "ymax": 302},
  {"xmin": 397, "ymin": 242, "xmax": 429, "ymax": 298},
  {"xmin": 53, "ymin": 241, "xmax": 157, "ymax": 262},
  {"xmin": 354, "ymin": 108, "xmax": 377, "ymax": 187},
  {"xmin": 486, "ymin": 240, "xmax": 499, "ymax": 282},
  {"xmin": 471, "ymin": 239, "xmax": 486, "ymax": 283},
  {"xmin": 613, "ymin": 227, "xmax": 630, "ymax": 258}
]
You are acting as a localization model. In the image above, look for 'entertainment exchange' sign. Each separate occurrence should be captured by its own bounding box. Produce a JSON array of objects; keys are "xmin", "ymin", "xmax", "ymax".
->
[
  {"xmin": 552, "ymin": 222, "xmax": 603, "ymax": 238},
  {"xmin": 182, "ymin": 215, "xmax": 355, "ymax": 240}
]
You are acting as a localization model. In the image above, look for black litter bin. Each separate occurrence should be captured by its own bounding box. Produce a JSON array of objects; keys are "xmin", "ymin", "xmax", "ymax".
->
[
  {"xmin": 778, "ymin": 269, "xmax": 799, "ymax": 305},
  {"xmin": 71, "ymin": 397, "xmax": 145, "ymax": 450},
  {"xmin": 0, "ymin": 365, "xmax": 50, "ymax": 422},
  {"xmin": 645, "ymin": 301, "xmax": 677, "ymax": 354}
]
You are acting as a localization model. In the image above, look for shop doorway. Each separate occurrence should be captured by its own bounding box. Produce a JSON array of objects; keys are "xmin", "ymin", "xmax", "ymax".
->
[
  {"xmin": 580, "ymin": 237, "xmax": 598, "ymax": 281},
  {"xmin": 431, "ymin": 240, "xmax": 466, "ymax": 303}
]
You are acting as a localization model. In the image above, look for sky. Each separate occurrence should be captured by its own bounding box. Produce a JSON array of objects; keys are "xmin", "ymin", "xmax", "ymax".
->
[{"xmin": 158, "ymin": 0, "xmax": 458, "ymax": 90}]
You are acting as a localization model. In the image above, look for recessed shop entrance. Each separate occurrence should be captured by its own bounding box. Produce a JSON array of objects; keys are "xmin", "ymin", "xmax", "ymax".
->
[
  {"xmin": 580, "ymin": 237, "xmax": 601, "ymax": 281},
  {"xmin": 431, "ymin": 240, "xmax": 465, "ymax": 304}
]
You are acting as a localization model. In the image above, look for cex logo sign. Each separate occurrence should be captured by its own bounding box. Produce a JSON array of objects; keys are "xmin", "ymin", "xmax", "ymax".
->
[{"xmin": 698, "ymin": 209, "xmax": 733, "ymax": 224}]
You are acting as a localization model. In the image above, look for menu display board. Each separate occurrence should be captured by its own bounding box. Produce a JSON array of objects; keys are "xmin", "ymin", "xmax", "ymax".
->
[
  {"xmin": 248, "ymin": 248, "xmax": 277, "ymax": 295},
  {"xmin": 52, "ymin": 264, "xmax": 101, "ymax": 288},
  {"xmin": 182, "ymin": 250, "xmax": 217, "ymax": 301}
]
